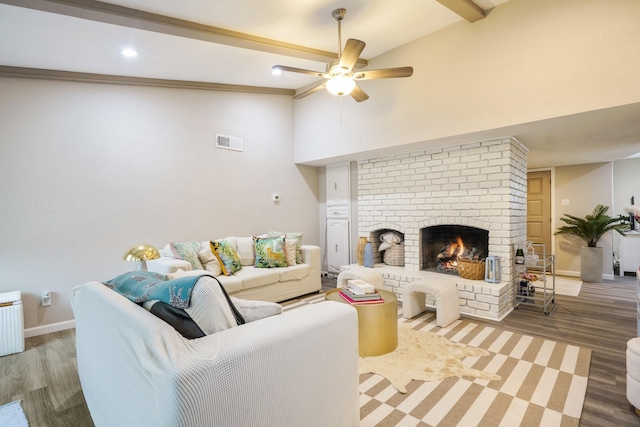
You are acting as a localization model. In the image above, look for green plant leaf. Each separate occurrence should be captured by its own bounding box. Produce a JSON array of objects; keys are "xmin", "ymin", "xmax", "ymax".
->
[{"xmin": 555, "ymin": 204, "xmax": 629, "ymax": 247}]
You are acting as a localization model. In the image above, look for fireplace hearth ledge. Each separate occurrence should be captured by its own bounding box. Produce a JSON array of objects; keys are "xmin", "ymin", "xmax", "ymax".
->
[{"xmin": 340, "ymin": 264, "xmax": 513, "ymax": 321}]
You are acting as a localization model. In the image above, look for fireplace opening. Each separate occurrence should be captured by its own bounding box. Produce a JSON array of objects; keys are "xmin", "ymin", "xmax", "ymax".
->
[
  {"xmin": 420, "ymin": 225, "xmax": 489, "ymax": 274},
  {"xmin": 369, "ymin": 229, "xmax": 405, "ymax": 266}
]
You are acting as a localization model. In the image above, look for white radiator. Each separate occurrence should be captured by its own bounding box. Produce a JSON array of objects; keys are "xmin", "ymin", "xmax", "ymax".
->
[{"xmin": 0, "ymin": 291, "xmax": 24, "ymax": 357}]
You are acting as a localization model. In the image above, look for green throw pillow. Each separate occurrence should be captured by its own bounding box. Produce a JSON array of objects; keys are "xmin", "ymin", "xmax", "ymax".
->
[
  {"xmin": 210, "ymin": 240, "xmax": 242, "ymax": 276},
  {"xmin": 170, "ymin": 241, "xmax": 204, "ymax": 270},
  {"xmin": 267, "ymin": 231, "xmax": 304, "ymax": 264},
  {"xmin": 254, "ymin": 236, "xmax": 288, "ymax": 268}
]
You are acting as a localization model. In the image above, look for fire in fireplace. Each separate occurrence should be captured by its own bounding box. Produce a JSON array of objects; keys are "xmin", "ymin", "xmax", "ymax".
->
[
  {"xmin": 421, "ymin": 225, "xmax": 489, "ymax": 274},
  {"xmin": 435, "ymin": 236, "xmax": 483, "ymax": 272}
]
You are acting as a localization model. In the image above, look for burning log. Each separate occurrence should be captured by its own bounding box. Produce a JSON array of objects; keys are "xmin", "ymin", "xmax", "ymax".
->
[{"xmin": 435, "ymin": 237, "xmax": 482, "ymax": 273}]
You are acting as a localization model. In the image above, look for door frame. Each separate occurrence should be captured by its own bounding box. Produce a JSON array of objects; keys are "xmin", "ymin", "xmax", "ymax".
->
[{"xmin": 528, "ymin": 167, "xmax": 556, "ymax": 254}]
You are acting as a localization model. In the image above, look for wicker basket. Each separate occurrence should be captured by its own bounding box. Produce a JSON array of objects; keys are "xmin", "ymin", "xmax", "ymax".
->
[
  {"xmin": 457, "ymin": 259, "xmax": 485, "ymax": 280},
  {"xmin": 383, "ymin": 245, "xmax": 405, "ymax": 266}
]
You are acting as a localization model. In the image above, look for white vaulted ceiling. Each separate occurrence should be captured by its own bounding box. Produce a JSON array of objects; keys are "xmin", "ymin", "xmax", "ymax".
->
[
  {"xmin": 0, "ymin": 0, "xmax": 507, "ymax": 90},
  {"xmin": 0, "ymin": 0, "xmax": 639, "ymax": 167}
]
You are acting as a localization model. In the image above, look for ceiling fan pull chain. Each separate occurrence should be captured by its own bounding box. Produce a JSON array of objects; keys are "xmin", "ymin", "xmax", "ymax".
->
[{"xmin": 337, "ymin": 18, "xmax": 342, "ymax": 59}]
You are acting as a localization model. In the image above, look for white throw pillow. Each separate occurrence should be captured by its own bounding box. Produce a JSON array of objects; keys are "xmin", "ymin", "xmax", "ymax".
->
[
  {"xmin": 159, "ymin": 244, "xmax": 174, "ymax": 258},
  {"xmin": 235, "ymin": 237, "xmax": 256, "ymax": 266},
  {"xmin": 198, "ymin": 248, "xmax": 222, "ymax": 276},
  {"xmin": 285, "ymin": 238, "xmax": 297, "ymax": 266}
]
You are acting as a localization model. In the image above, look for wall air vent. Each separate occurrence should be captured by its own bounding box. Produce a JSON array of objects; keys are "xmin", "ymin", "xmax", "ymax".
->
[{"xmin": 216, "ymin": 134, "xmax": 243, "ymax": 152}]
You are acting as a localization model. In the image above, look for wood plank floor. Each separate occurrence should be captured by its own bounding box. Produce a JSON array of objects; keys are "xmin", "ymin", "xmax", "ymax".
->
[{"xmin": 1, "ymin": 276, "xmax": 639, "ymax": 426}]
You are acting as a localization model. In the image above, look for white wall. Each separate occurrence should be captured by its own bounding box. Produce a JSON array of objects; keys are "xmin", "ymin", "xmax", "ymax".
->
[
  {"xmin": 0, "ymin": 77, "xmax": 319, "ymax": 334},
  {"xmin": 614, "ymin": 158, "xmax": 640, "ymax": 219},
  {"xmin": 292, "ymin": 0, "xmax": 640, "ymax": 165},
  {"xmin": 554, "ymin": 163, "xmax": 614, "ymax": 276}
]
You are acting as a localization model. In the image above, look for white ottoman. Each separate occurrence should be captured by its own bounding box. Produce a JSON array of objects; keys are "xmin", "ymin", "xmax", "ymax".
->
[
  {"xmin": 402, "ymin": 279, "xmax": 460, "ymax": 328},
  {"xmin": 337, "ymin": 269, "xmax": 384, "ymax": 290},
  {"xmin": 627, "ymin": 337, "xmax": 640, "ymax": 416}
]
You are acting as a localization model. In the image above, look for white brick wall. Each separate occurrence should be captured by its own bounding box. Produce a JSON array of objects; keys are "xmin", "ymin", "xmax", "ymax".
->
[{"xmin": 353, "ymin": 137, "xmax": 528, "ymax": 319}]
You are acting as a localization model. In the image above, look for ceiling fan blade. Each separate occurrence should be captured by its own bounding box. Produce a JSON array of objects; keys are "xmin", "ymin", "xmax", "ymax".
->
[
  {"xmin": 350, "ymin": 84, "xmax": 369, "ymax": 103},
  {"xmin": 293, "ymin": 80, "xmax": 327, "ymax": 99},
  {"xmin": 273, "ymin": 65, "xmax": 328, "ymax": 78},
  {"xmin": 353, "ymin": 66, "xmax": 414, "ymax": 80},
  {"xmin": 338, "ymin": 39, "xmax": 366, "ymax": 74}
]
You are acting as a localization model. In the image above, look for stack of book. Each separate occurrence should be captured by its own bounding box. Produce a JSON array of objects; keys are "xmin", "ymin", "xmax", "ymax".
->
[{"xmin": 338, "ymin": 280, "xmax": 384, "ymax": 304}]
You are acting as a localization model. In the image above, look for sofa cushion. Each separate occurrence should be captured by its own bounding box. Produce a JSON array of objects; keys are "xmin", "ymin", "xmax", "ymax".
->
[
  {"xmin": 234, "ymin": 266, "xmax": 280, "ymax": 290},
  {"xmin": 220, "ymin": 236, "xmax": 237, "ymax": 251},
  {"xmin": 235, "ymin": 237, "xmax": 256, "ymax": 266},
  {"xmin": 254, "ymin": 235, "xmax": 288, "ymax": 268},
  {"xmin": 277, "ymin": 263, "xmax": 311, "ymax": 282},
  {"xmin": 215, "ymin": 274, "xmax": 243, "ymax": 294},
  {"xmin": 210, "ymin": 240, "xmax": 242, "ymax": 276},
  {"xmin": 268, "ymin": 231, "xmax": 304, "ymax": 264},
  {"xmin": 170, "ymin": 241, "xmax": 204, "ymax": 270}
]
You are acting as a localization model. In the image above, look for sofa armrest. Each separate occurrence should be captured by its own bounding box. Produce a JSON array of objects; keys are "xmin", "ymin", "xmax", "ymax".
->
[
  {"xmin": 72, "ymin": 282, "xmax": 359, "ymax": 427},
  {"xmin": 184, "ymin": 302, "xmax": 360, "ymax": 426},
  {"xmin": 146, "ymin": 256, "xmax": 192, "ymax": 274},
  {"xmin": 300, "ymin": 244, "xmax": 320, "ymax": 273}
]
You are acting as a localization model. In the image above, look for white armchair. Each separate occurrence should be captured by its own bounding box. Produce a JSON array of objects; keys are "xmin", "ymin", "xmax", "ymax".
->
[{"xmin": 71, "ymin": 282, "xmax": 359, "ymax": 427}]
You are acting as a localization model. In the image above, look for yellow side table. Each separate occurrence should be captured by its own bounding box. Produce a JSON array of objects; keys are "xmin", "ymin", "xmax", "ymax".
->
[{"xmin": 325, "ymin": 288, "xmax": 398, "ymax": 357}]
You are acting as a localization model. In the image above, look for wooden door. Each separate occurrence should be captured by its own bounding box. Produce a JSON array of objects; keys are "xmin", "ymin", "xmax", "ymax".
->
[{"xmin": 527, "ymin": 171, "xmax": 552, "ymax": 251}]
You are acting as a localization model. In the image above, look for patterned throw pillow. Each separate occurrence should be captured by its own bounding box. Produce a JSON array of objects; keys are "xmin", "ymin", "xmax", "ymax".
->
[
  {"xmin": 267, "ymin": 231, "xmax": 304, "ymax": 264},
  {"xmin": 254, "ymin": 236, "xmax": 288, "ymax": 268},
  {"xmin": 170, "ymin": 241, "xmax": 204, "ymax": 270},
  {"xmin": 210, "ymin": 240, "xmax": 242, "ymax": 276}
]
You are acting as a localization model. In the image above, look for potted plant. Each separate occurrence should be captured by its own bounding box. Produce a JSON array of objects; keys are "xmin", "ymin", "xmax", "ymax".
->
[{"xmin": 555, "ymin": 204, "xmax": 629, "ymax": 282}]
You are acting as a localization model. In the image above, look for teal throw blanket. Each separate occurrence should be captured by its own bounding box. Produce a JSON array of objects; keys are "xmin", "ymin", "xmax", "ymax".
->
[{"xmin": 104, "ymin": 271, "xmax": 199, "ymax": 309}]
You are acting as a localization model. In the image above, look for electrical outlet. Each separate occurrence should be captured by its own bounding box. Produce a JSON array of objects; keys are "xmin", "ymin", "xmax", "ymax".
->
[{"xmin": 41, "ymin": 291, "xmax": 51, "ymax": 307}]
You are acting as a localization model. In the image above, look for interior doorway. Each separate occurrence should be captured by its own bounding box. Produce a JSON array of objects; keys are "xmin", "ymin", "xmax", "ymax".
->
[{"xmin": 527, "ymin": 171, "xmax": 552, "ymax": 251}]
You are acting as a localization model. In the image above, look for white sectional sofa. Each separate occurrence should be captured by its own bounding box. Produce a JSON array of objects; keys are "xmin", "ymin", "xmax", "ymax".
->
[
  {"xmin": 71, "ymin": 281, "xmax": 359, "ymax": 427},
  {"xmin": 147, "ymin": 236, "xmax": 322, "ymax": 303}
]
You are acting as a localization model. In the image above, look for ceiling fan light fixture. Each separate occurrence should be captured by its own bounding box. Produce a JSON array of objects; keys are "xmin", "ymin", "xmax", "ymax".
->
[
  {"xmin": 120, "ymin": 48, "xmax": 139, "ymax": 58},
  {"xmin": 326, "ymin": 76, "xmax": 356, "ymax": 96}
]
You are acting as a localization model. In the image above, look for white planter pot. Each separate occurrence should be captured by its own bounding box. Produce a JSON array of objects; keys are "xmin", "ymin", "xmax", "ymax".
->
[{"xmin": 580, "ymin": 246, "xmax": 603, "ymax": 282}]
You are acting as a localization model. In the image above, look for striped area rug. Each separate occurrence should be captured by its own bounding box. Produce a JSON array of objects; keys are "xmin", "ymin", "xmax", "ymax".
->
[{"xmin": 283, "ymin": 293, "xmax": 591, "ymax": 427}]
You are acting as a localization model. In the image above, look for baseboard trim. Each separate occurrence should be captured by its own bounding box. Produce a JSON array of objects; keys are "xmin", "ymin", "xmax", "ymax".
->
[
  {"xmin": 25, "ymin": 319, "xmax": 76, "ymax": 338},
  {"xmin": 556, "ymin": 269, "xmax": 580, "ymax": 278},
  {"xmin": 556, "ymin": 269, "xmax": 615, "ymax": 282}
]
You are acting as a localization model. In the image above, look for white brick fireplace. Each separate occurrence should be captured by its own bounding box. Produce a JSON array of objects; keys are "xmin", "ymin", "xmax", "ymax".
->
[{"xmin": 343, "ymin": 137, "xmax": 527, "ymax": 320}]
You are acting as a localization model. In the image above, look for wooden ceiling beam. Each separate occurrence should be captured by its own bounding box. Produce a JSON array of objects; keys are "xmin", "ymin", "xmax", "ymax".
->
[
  {"xmin": 436, "ymin": 0, "xmax": 486, "ymax": 23},
  {"xmin": 0, "ymin": 0, "xmax": 367, "ymax": 67}
]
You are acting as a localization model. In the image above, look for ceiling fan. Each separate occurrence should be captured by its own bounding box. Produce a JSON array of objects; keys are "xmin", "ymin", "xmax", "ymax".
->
[{"xmin": 272, "ymin": 8, "xmax": 413, "ymax": 102}]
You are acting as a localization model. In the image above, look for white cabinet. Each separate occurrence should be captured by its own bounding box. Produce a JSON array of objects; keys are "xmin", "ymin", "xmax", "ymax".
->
[
  {"xmin": 327, "ymin": 219, "xmax": 350, "ymax": 273},
  {"xmin": 621, "ymin": 233, "xmax": 640, "ymax": 275},
  {"xmin": 326, "ymin": 163, "xmax": 350, "ymax": 207},
  {"xmin": 326, "ymin": 163, "xmax": 351, "ymax": 273}
]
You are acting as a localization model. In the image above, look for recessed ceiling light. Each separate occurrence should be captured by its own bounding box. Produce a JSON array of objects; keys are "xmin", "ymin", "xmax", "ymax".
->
[{"xmin": 120, "ymin": 48, "xmax": 139, "ymax": 58}]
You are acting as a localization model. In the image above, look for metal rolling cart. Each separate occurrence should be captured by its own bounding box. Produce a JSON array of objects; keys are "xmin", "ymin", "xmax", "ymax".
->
[{"xmin": 513, "ymin": 242, "xmax": 556, "ymax": 315}]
